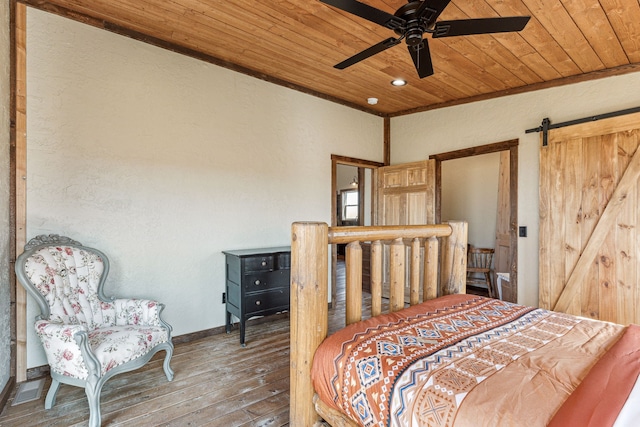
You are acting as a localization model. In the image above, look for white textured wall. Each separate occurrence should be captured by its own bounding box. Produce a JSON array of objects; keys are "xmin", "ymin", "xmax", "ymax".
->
[
  {"xmin": 336, "ymin": 164, "xmax": 358, "ymax": 191},
  {"xmin": 0, "ymin": 0, "xmax": 12, "ymax": 391},
  {"xmin": 26, "ymin": 9, "xmax": 383, "ymax": 367},
  {"xmin": 441, "ymin": 152, "xmax": 500, "ymax": 249},
  {"xmin": 391, "ymin": 71, "xmax": 640, "ymax": 307}
]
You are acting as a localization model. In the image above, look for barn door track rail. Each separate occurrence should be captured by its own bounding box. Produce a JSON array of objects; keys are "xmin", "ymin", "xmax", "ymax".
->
[{"xmin": 526, "ymin": 106, "xmax": 640, "ymax": 146}]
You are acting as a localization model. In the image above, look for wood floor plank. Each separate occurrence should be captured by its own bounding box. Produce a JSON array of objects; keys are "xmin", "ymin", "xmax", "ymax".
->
[
  {"xmin": 106, "ymin": 360, "xmax": 290, "ymax": 425},
  {"xmin": 158, "ymin": 378, "xmax": 289, "ymax": 426},
  {"xmin": 237, "ymin": 405, "xmax": 290, "ymax": 427}
]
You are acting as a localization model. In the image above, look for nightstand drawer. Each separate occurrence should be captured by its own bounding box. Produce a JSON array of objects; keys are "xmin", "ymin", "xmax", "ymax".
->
[
  {"xmin": 244, "ymin": 270, "xmax": 288, "ymax": 291},
  {"xmin": 244, "ymin": 255, "xmax": 274, "ymax": 272},
  {"xmin": 244, "ymin": 289, "xmax": 289, "ymax": 315}
]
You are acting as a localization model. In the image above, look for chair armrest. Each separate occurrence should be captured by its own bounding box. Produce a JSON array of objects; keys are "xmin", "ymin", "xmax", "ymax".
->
[
  {"xmin": 112, "ymin": 299, "xmax": 170, "ymax": 329},
  {"xmin": 34, "ymin": 320, "xmax": 91, "ymax": 380}
]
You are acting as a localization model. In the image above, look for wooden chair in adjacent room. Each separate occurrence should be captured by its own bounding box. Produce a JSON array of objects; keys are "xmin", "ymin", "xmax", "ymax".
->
[{"xmin": 466, "ymin": 246, "xmax": 498, "ymax": 299}]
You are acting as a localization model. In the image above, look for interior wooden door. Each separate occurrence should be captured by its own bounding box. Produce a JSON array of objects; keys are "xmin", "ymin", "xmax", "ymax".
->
[
  {"xmin": 375, "ymin": 160, "xmax": 436, "ymax": 301},
  {"xmin": 539, "ymin": 112, "xmax": 640, "ymax": 325},
  {"xmin": 376, "ymin": 160, "xmax": 436, "ymax": 225},
  {"xmin": 494, "ymin": 151, "xmax": 511, "ymax": 277}
]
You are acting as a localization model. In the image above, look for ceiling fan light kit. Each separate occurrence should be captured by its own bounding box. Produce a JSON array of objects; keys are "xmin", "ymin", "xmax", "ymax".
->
[{"xmin": 320, "ymin": 0, "xmax": 530, "ymax": 78}]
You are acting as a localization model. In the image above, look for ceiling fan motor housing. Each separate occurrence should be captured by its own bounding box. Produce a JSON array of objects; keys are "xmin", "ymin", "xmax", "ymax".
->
[
  {"xmin": 404, "ymin": 27, "xmax": 424, "ymax": 46},
  {"xmin": 394, "ymin": 1, "xmax": 430, "ymax": 46}
]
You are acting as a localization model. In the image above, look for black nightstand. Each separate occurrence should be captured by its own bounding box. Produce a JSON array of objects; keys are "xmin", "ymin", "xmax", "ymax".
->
[{"xmin": 223, "ymin": 247, "xmax": 291, "ymax": 346}]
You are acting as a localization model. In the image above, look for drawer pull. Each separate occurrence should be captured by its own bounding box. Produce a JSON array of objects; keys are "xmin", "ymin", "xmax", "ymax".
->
[
  {"xmin": 255, "ymin": 300, "xmax": 261, "ymax": 306},
  {"xmin": 255, "ymin": 279, "xmax": 261, "ymax": 285},
  {"xmin": 261, "ymin": 261, "xmax": 267, "ymax": 266}
]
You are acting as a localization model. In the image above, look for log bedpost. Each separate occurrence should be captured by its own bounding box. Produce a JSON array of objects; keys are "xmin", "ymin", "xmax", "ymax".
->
[
  {"xmin": 424, "ymin": 236, "xmax": 439, "ymax": 301},
  {"xmin": 440, "ymin": 221, "xmax": 468, "ymax": 295},
  {"xmin": 389, "ymin": 238, "xmax": 405, "ymax": 312},
  {"xmin": 370, "ymin": 240, "xmax": 383, "ymax": 317},
  {"xmin": 345, "ymin": 241, "xmax": 363, "ymax": 325},
  {"xmin": 290, "ymin": 222, "xmax": 328, "ymax": 427},
  {"xmin": 409, "ymin": 238, "xmax": 421, "ymax": 306}
]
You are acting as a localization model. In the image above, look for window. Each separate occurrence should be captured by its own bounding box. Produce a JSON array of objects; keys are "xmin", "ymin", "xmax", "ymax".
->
[{"xmin": 341, "ymin": 189, "xmax": 359, "ymax": 221}]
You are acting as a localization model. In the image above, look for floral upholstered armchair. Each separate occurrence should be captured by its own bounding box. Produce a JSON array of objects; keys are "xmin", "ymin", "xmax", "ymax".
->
[{"xmin": 15, "ymin": 234, "xmax": 174, "ymax": 427}]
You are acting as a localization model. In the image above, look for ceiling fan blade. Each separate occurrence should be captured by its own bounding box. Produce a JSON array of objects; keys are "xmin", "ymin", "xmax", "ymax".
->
[
  {"xmin": 319, "ymin": 0, "xmax": 405, "ymax": 30},
  {"xmin": 433, "ymin": 16, "xmax": 531, "ymax": 38},
  {"xmin": 418, "ymin": 0, "xmax": 452, "ymax": 26},
  {"xmin": 335, "ymin": 37, "xmax": 402, "ymax": 69},
  {"xmin": 408, "ymin": 41, "xmax": 434, "ymax": 78}
]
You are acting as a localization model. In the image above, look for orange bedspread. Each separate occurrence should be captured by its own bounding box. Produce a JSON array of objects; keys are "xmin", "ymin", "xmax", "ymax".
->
[
  {"xmin": 548, "ymin": 324, "xmax": 640, "ymax": 427},
  {"xmin": 311, "ymin": 295, "xmax": 629, "ymax": 427}
]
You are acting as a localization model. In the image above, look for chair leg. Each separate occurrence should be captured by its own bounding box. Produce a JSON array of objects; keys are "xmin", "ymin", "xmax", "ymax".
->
[
  {"xmin": 492, "ymin": 272, "xmax": 500, "ymax": 300},
  {"xmin": 44, "ymin": 378, "xmax": 60, "ymax": 409},
  {"xmin": 163, "ymin": 346, "xmax": 174, "ymax": 381},
  {"xmin": 85, "ymin": 380, "xmax": 102, "ymax": 427},
  {"xmin": 485, "ymin": 272, "xmax": 494, "ymax": 299}
]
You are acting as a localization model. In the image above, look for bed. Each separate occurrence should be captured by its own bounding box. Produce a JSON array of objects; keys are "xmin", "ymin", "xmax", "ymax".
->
[{"xmin": 289, "ymin": 221, "xmax": 640, "ymax": 427}]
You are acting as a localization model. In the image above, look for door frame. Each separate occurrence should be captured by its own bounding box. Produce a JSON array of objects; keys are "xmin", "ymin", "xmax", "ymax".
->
[
  {"xmin": 331, "ymin": 155, "xmax": 384, "ymax": 307},
  {"xmin": 430, "ymin": 139, "xmax": 519, "ymax": 302}
]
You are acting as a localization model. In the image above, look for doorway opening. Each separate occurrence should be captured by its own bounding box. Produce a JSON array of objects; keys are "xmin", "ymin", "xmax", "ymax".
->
[
  {"xmin": 331, "ymin": 155, "xmax": 384, "ymax": 307},
  {"xmin": 430, "ymin": 139, "xmax": 519, "ymax": 302}
]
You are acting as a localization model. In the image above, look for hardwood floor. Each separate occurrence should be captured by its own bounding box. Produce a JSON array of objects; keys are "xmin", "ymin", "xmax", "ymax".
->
[
  {"xmin": 0, "ymin": 262, "xmax": 353, "ymax": 427},
  {"xmin": 0, "ymin": 314, "xmax": 293, "ymax": 426}
]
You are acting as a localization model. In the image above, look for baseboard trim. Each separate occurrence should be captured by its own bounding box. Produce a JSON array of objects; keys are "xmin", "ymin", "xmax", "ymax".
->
[
  {"xmin": 171, "ymin": 324, "xmax": 227, "ymax": 345},
  {"xmin": 26, "ymin": 365, "xmax": 50, "ymax": 381},
  {"xmin": 0, "ymin": 376, "xmax": 16, "ymax": 410},
  {"xmin": 172, "ymin": 311, "xmax": 290, "ymax": 344}
]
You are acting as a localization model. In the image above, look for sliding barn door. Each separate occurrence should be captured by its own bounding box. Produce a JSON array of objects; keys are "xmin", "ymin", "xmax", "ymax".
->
[
  {"xmin": 539, "ymin": 112, "xmax": 640, "ymax": 325},
  {"xmin": 375, "ymin": 160, "xmax": 436, "ymax": 301}
]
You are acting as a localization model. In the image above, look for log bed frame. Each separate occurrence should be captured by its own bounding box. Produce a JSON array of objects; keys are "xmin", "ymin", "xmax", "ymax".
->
[{"xmin": 289, "ymin": 221, "xmax": 468, "ymax": 426}]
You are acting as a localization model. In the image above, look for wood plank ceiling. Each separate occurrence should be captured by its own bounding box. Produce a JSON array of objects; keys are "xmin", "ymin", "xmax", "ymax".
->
[{"xmin": 20, "ymin": 0, "xmax": 640, "ymax": 116}]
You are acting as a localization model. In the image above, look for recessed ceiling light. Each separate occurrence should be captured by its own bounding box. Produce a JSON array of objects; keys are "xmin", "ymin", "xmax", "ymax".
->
[{"xmin": 391, "ymin": 79, "xmax": 407, "ymax": 86}]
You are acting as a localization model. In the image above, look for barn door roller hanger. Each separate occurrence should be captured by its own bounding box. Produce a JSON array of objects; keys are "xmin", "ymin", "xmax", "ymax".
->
[{"xmin": 526, "ymin": 106, "xmax": 640, "ymax": 146}]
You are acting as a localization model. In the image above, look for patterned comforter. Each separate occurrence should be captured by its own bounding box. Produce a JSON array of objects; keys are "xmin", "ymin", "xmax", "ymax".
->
[{"xmin": 311, "ymin": 294, "xmax": 635, "ymax": 427}]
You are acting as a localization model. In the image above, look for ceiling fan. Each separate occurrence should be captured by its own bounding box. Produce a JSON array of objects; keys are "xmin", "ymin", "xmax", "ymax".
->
[{"xmin": 320, "ymin": 0, "xmax": 531, "ymax": 78}]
